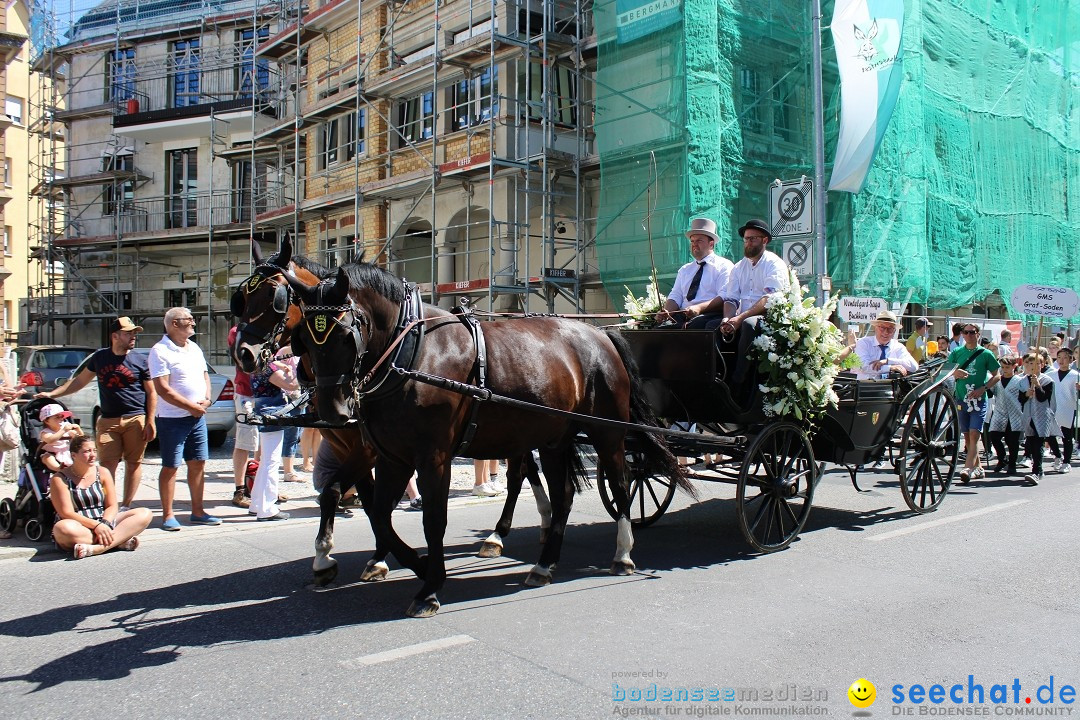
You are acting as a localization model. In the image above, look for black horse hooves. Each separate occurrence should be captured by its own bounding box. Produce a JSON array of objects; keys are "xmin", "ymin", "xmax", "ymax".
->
[
  {"xmin": 360, "ymin": 561, "xmax": 389, "ymax": 582},
  {"xmin": 312, "ymin": 563, "xmax": 339, "ymax": 587},
  {"xmin": 406, "ymin": 597, "xmax": 441, "ymax": 618},
  {"xmin": 610, "ymin": 561, "xmax": 636, "ymax": 576},
  {"xmin": 477, "ymin": 541, "xmax": 503, "ymax": 558}
]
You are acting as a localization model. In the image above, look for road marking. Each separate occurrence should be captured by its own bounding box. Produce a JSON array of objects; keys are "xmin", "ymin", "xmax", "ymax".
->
[
  {"xmin": 345, "ymin": 634, "xmax": 476, "ymax": 667},
  {"xmin": 867, "ymin": 500, "xmax": 1029, "ymax": 542}
]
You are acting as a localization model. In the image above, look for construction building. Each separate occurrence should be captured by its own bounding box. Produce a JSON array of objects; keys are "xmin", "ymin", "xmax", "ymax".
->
[{"xmin": 23, "ymin": 0, "xmax": 1078, "ymax": 360}]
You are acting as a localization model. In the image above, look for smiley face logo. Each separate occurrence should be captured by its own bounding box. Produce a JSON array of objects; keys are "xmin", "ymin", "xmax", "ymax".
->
[{"xmin": 848, "ymin": 678, "xmax": 876, "ymax": 708}]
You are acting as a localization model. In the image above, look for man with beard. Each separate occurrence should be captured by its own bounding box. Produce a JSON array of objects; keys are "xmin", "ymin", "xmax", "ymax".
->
[
  {"xmin": 38, "ymin": 317, "xmax": 157, "ymax": 510},
  {"xmin": 689, "ymin": 219, "xmax": 789, "ymax": 400}
]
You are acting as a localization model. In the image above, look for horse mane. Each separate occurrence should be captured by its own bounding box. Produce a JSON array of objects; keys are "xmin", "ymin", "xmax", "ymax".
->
[
  {"xmin": 339, "ymin": 261, "xmax": 405, "ymax": 304},
  {"xmin": 290, "ymin": 254, "xmax": 335, "ymax": 280}
]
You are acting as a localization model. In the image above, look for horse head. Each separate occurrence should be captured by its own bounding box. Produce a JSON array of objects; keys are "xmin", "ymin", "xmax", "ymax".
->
[
  {"xmin": 231, "ymin": 236, "xmax": 327, "ymax": 373},
  {"xmin": 285, "ymin": 263, "xmax": 403, "ymax": 425}
]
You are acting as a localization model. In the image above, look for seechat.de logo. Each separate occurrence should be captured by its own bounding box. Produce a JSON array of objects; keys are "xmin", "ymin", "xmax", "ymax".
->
[{"xmin": 848, "ymin": 678, "xmax": 877, "ymax": 709}]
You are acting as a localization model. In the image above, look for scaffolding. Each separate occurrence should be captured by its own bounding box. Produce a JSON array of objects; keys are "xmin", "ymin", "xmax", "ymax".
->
[{"xmin": 25, "ymin": 0, "xmax": 601, "ymax": 366}]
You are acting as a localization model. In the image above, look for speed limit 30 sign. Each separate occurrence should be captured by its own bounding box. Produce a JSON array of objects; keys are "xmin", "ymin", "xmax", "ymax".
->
[{"xmin": 768, "ymin": 178, "xmax": 814, "ymax": 237}]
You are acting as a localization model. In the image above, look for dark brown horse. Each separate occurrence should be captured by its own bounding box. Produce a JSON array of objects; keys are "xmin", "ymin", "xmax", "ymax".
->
[
  {"xmin": 230, "ymin": 240, "xmax": 550, "ymax": 586},
  {"xmin": 286, "ymin": 262, "xmax": 688, "ymax": 617}
]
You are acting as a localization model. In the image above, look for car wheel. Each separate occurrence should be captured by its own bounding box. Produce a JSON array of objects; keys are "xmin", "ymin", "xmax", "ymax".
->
[{"xmin": 208, "ymin": 429, "xmax": 227, "ymax": 448}]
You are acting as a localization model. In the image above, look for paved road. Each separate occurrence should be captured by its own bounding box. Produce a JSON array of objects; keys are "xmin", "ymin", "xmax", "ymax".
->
[{"xmin": 0, "ymin": 461, "xmax": 1077, "ymax": 719}]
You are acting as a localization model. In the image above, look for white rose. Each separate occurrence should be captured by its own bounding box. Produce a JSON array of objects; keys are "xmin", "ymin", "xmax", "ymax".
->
[
  {"xmin": 787, "ymin": 371, "xmax": 799, "ymax": 381},
  {"xmin": 767, "ymin": 352, "xmax": 779, "ymax": 363}
]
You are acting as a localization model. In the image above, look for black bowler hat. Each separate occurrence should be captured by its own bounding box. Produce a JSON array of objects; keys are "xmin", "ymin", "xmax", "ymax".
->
[{"xmin": 738, "ymin": 218, "xmax": 772, "ymax": 239}]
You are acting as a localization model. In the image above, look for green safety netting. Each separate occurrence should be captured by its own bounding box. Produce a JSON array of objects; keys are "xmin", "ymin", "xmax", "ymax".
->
[{"xmin": 594, "ymin": 0, "xmax": 1080, "ymax": 320}]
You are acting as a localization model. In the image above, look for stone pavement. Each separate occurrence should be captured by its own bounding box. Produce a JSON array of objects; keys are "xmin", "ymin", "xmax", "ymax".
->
[{"xmin": 0, "ymin": 435, "xmax": 516, "ymax": 561}]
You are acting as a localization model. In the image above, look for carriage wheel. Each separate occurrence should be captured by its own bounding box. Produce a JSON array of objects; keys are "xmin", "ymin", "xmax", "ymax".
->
[
  {"xmin": 897, "ymin": 386, "xmax": 958, "ymax": 513},
  {"xmin": 0, "ymin": 498, "xmax": 15, "ymax": 534},
  {"xmin": 737, "ymin": 422, "xmax": 816, "ymax": 553},
  {"xmin": 597, "ymin": 451, "xmax": 677, "ymax": 527}
]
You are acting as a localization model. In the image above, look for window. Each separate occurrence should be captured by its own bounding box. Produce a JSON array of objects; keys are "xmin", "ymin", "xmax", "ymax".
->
[
  {"xmin": 342, "ymin": 109, "xmax": 366, "ymax": 161},
  {"xmin": 452, "ymin": 67, "xmax": 497, "ymax": 130},
  {"xmin": 171, "ymin": 38, "xmax": 201, "ymax": 108},
  {"xmin": 318, "ymin": 117, "xmax": 339, "ymax": 169},
  {"xmin": 3, "ymin": 301, "xmax": 11, "ymax": 332},
  {"xmin": 4, "ymin": 97, "xmax": 23, "ymax": 125},
  {"xmin": 3, "ymin": 226, "xmax": 10, "ymax": 256},
  {"xmin": 237, "ymin": 27, "xmax": 270, "ymax": 100},
  {"xmin": 321, "ymin": 234, "xmax": 356, "ymax": 268},
  {"xmin": 167, "ymin": 149, "xmax": 198, "ymax": 228},
  {"xmin": 397, "ymin": 91, "xmax": 434, "ymax": 145},
  {"xmin": 739, "ymin": 68, "xmax": 764, "ymax": 136},
  {"xmin": 106, "ymin": 48, "xmax": 136, "ymax": 102},
  {"xmin": 165, "ymin": 288, "xmax": 196, "ymax": 308},
  {"xmin": 232, "ymin": 160, "xmax": 268, "ymax": 222},
  {"xmin": 102, "ymin": 154, "xmax": 135, "ymax": 217},
  {"xmin": 3, "ymin": 158, "xmax": 9, "ymax": 187},
  {"xmin": 99, "ymin": 290, "xmax": 133, "ymax": 311},
  {"xmin": 518, "ymin": 62, "xmax": 576, "ymax": 125}
]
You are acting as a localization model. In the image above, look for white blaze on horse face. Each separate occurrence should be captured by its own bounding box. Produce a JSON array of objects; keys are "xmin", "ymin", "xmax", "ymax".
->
[{"xmin": 614, "ymin": 516, "xmax": 634, "ymax": 566}]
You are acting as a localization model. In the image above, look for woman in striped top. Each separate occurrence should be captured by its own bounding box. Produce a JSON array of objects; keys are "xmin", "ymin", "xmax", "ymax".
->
[{"xmin": 50, "ymin": 436, "xmax": 152, "ymax": 559}]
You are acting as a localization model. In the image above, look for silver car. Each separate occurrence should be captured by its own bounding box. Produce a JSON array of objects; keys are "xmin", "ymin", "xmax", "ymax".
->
[{"xmin": 64, "ymin": 348, "xmax": 236, "ymax": 447}]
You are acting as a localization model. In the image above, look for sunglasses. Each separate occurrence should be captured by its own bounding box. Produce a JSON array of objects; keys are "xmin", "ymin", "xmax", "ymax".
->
[{"xmin": 962, "ymin": 330, "xmax": 979, "ymax": 335}]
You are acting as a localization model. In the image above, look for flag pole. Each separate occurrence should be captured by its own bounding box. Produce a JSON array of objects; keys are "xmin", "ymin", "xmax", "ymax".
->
[{"xmin": 811, "ymin": 0, "xmax": 829, "ymax": 305}]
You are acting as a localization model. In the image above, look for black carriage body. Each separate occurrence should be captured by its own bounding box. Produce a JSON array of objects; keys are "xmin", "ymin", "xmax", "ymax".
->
[{"xmin": 815, "ymin": 378, "xmax": 904, "ymax": 465}]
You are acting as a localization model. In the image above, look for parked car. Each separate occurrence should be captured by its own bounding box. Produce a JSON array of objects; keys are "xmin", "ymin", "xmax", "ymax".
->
[
  {"xmin": 14, "ymin": 345, "xmax": 96, "ymax": 396},
  {"xmin": 63, "ymin": 348, "xmax": 236, "ymax": 447}
]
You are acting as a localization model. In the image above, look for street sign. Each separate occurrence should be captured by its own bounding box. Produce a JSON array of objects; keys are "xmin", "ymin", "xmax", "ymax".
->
[
  {"xmin": 837, "ymin": 296, "xmax": 887, "ymax": 323},
  {"xmin": 783, "ymin": 240, "xmax": 813, "ymax": 277},
  {"xmin": 769, "ymin": 178, "xmax": 814, "ymax": 237},
  {"xmin": 1009, "ymin": 284, "xmax": 1080, "ymax": 319}
]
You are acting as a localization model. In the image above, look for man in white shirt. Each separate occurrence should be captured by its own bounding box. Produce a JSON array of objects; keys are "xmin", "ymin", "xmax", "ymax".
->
[
  {"xmin": 149, "ymin": 307, "xmax": 220, "ymax": 531},
  {"xmin": 853, "ymin": 310, "xmax": 919, "ymax": 380},
  {"xmin": 997, "ymin": 329, "xmax": 1016, "ymax": 359},
  {"xmin": 655, "ymin": 217, "xmax": 734, "ymax": 329}
]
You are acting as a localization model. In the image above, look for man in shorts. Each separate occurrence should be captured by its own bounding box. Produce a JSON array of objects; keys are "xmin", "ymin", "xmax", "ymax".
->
[
  {"xmin": 948, "ymin": 323, "xmax": 1001, "ymax": 482},
  {"xmin": 39, "ymin": 316, "xmax": 157, "ymax": 510},
  {"xmin": 149, "ymin": 307, "xmax": 220, "ymax": 530}
]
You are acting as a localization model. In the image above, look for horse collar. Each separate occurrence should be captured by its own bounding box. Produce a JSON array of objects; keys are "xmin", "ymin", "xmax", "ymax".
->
[{"xmin": 354, "ymin": 280, "xmax": 426, "ymax": 402}]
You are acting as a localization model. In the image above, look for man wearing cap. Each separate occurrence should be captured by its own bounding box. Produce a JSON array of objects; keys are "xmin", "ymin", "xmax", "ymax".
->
[
  {"xmin": 655, "ymin": 217, "xmax": 734, "ymax": 329},
  {"xmin": 905, "ymin": 316, "xmax": 933, "ymax": 363},
  {"xmin": 38, "ymin": 316, "xmax": 157, "ymax": 510},
  {"xmin": 852, "ymin": 311, "xmax": 919, "ymax": 380}
]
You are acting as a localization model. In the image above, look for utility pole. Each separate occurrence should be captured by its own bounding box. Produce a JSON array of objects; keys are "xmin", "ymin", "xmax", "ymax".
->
[{"xmin": 811, "ymin": 0, "xmax": 829, "ymax": 304}]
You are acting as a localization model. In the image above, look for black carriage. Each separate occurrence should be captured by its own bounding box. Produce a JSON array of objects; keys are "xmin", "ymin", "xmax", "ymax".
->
[{"xmin": 606, "ymin": 328, "xmax": 959, "ymax": 553}]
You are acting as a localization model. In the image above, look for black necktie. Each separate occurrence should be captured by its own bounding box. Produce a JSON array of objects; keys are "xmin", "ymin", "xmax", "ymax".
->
[
  {"xmin": 879, "ymin": 344, "xmax": 888, "ymax": 360},
  {"xmin": 686, "ymin": 261, "xmax": 706, "ymax": 302}
]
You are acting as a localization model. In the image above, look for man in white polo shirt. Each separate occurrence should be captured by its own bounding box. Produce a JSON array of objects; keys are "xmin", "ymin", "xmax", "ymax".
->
[{"xmin": 149, "ymin": 307, "xmax": 221, "ymax": 531}]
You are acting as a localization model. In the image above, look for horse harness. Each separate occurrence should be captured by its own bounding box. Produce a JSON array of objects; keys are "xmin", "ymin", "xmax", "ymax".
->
[
  {"xmin": 450, "ymin": 298, "xmax": 488, "ymax": 456},
  {"xmin": 231, "ymin": 263, "xmax": 292, "ymax": 368}
]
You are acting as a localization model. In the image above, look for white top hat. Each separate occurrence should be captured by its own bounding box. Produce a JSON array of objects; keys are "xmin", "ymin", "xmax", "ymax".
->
[{"xmin": 685, "ymin": 217, "xmax": 720, "ymax": 244}]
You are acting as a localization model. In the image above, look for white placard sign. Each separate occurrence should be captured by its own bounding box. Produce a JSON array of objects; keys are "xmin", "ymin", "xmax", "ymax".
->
[
  {"xmin": 1010, "ymin": 284, "xmax": 1080, "ymax": 319},
  {"xmin": 838, "ymin": 296, "xmax": 888, "ymax": 323}
]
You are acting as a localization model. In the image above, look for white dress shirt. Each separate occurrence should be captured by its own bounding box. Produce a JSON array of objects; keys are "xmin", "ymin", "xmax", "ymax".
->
[
  {"xmin": 724, "ymin": 250, "xmax": 789, "ymax": 312},
  {"xmin": 853, "ymin": 335, "xmax": 919, "ymax": 379},
  {"xmin": 667, "ymin": 252, "xmax": 734, "ymax": 310}
]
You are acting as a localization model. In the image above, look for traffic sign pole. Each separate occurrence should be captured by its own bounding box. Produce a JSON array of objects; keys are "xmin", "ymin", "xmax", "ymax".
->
[{"xmin": 811, "ymin": 0, "xmax": 828, "ymax": 305}]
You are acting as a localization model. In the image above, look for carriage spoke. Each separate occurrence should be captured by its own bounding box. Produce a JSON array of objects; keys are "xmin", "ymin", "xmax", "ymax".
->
[
  {"xmin": 773, "ymin": 500, "xmax": 785, "ymax": 545},
  {"xmin": 749, "ymin": 494, "xmax": 771, "ymax": 534},
  {"xmin": 780, "ymin": 497, "xmax": 800, "ymax": 528}
]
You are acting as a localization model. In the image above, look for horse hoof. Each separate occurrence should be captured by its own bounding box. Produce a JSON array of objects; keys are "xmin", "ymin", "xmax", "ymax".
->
[
  {"xmin": 610, "ymin": 561, "xmax": 636, "ymax": 576},
  {"xmin": 313, "ymin": 563, "xmax": 339, "ymax": 587},
  {"xmin": 524, "ymin": 571, "xmax": 551, "ymax": 587},
  {"xmin": 360, "ymin": 561, "xmax": 389, "ymax": 582},
  {"xmin": 406, "ymin": 598, "xmax": 441, "ymax": 618},
  {"xmin": 478, "ymin": 541, "xmax": 503, "ymax": 558}
]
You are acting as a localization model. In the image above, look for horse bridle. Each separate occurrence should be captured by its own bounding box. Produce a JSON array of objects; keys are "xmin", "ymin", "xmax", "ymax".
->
[
  {"xmin": 232, "ymin": 263, "xmax": 293, "ymax": 369},
  {"xmin": 299, "ymin": 281, "xmax": 370, "ymax": 402}
]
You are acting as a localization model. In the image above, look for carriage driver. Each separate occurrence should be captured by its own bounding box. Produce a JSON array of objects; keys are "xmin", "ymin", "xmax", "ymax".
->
[
  {"xmin": 852, "ymin": 310, "xmax": 919, "ymax": 380},
  {"xmin": 654, "ymin": 217, "xmax": 734, "ymax": 328}
]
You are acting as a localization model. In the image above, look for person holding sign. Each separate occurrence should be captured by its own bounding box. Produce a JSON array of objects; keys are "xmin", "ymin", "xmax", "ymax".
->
[
  {"xmin": 852, "ymin": 311, "xmax": 918, "ymax": 380},
  {"xmin": 948, "ymin": 323, "xmax": 1001, "ymax": 483}
]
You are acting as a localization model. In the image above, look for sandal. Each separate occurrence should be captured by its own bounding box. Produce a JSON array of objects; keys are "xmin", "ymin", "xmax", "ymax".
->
[
  {"xmin": 119, "ymin": 537, "xmax": 139, "ymax": 552},
  {"xmin": 282, "ymin": 472, "xmax": 304, "ymax": 483},
  {"xmin": 73, "ymin": 543, "xmax": 94, "ymax": 560}
]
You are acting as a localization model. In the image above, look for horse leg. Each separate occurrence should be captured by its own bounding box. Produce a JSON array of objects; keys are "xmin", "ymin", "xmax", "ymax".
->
[
  {"xmin": 312, "ymin": 484, "xmax": 341, "ymax": 586},
  {"xmin": 369, "ymin": 460, "xmax": 425, "ymax": 582},
  {"xmin": 479, "ymin": 454, "xmax": 527, "ymax": 558},
  {"xmin": 597, "ymin": 443, "xmax": 636, "ymax": 576},
  {"xmin": 407, "ymin": 463, "xmax": 452, "ymax": 618},
  {"xmin": 525, "ymin": 446, "xmax": 575, "ymax": 587},
  {"xmin": 525, "ymin": 452, "xmax": 552, "ymax": 544},
  {"xmin": 353, "ymin": 473, "xmax": 391, "ymax": 582}
]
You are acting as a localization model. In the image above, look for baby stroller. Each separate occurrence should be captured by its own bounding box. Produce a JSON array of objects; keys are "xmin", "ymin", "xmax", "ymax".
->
[{"xmin": 0, "ymin": 397, "xmax": 70, "ymax": 541}]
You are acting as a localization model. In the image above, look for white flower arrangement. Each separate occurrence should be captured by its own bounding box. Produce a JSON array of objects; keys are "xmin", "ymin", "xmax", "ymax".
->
[
  {"xmin": 623, "ymin": 280, "xmax": 667, "ymax": 328},
  {"xmin": 751, "ymin": 272, "xmax": 843, "ymax": 420}
]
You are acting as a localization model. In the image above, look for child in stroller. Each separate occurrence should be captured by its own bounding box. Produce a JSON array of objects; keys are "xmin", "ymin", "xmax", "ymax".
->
[
  {"xmin": 0, "ymin": 397, "xmax": 75, "ymax": 541},
  {"xmin": 37, "ymin": 403, "xmax": 84, "ymax": 472}
]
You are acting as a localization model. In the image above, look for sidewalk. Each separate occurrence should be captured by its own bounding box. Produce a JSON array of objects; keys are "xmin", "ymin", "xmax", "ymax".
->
[{"xmin": 0, "ymin": 440, "xmax": 517, "ymax": 561}]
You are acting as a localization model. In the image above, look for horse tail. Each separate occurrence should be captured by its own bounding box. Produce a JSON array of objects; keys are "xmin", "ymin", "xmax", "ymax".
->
[{"xmin": 604, "ymin": 329, "xmax": 696, "ymax": 499}]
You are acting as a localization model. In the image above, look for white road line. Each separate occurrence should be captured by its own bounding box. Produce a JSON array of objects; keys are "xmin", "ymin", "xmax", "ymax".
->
[
  {"xmin": 344, "ymin": 634, "xmax": 476, "ymax": 667},
  {"xmin": 867, "ymin": 500, "xmax": 1030, "ymax": 542}
]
